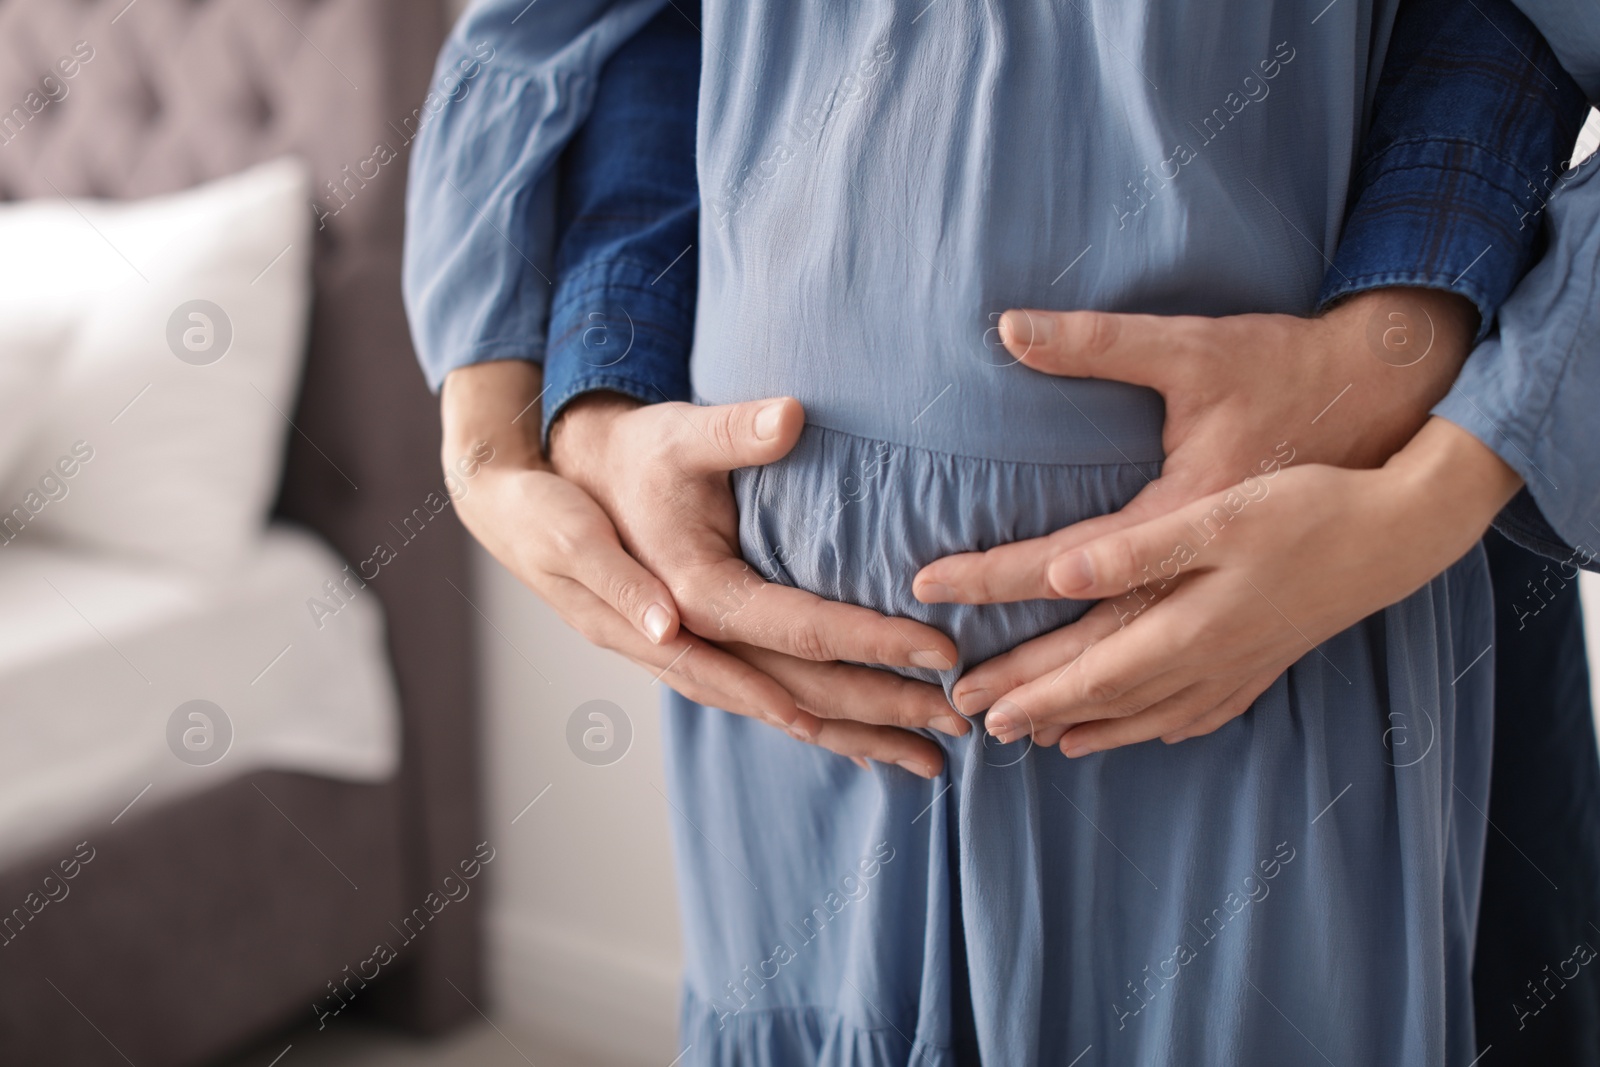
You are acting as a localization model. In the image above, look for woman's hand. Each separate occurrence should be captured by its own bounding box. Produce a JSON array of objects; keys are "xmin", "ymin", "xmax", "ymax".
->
[
  {"xmin": 444, "ymin": 362, "xmax": 792, "ymax": 725},
  {"xmin": 445, "ymin": 360, "xmax": 960, "ymax": 778},
  {"xmin": 937, "ymin": 418, "xmax": 1520, "ymax": 755}
]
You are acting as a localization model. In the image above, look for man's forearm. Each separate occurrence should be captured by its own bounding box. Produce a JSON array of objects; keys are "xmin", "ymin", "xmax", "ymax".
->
[
  {"xmin": 547, "ymin": 391, "xmax": 643, "ymax": 478},
  {"xmin": 1310, "ymin": 286, "xmax": 1477, "ymax": 469}
]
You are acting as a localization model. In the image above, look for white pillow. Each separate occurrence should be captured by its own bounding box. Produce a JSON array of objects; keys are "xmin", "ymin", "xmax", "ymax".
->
[
  {"xmin": 0, "ymin": 319, "xmax": 69, "ymax": 485},
  {"xmin": 0, "ymin": 158, "xmax": 313, "ymax": 569}
]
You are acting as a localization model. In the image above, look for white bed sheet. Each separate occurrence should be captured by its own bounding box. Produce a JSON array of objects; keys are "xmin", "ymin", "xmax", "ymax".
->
[{"xmin": 0, "ymin": 525, "xmax": 400, "ymax": 866}]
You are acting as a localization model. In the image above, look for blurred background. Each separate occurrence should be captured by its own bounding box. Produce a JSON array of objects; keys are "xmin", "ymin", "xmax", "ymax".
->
[
  {"xmin": 0, "ymin": 1, "xmax": 678, "ymax": 1064},
  {"xmin": 0, "ymin": 2, "xmax": 1596, "ymax": 1066}
]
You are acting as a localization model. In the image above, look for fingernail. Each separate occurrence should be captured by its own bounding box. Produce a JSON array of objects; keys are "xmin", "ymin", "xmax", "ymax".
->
[
  {"xmin": 930, "ymin": 715, "xmax": 967, "ymax": 738},
  {"xmin": 955, "ymin": 687, "xmax": 992, "ymax": 715},
  {"xmin": 1001, "ymin": 309, "xmax": 1053, "ymax": 351},
  {"xmin": 754, "ymin": 401, "xmax": 785, "ymax": 440},
  {"xmin": 851, "ymin": 756, "xmax": 871, "ymax": 771},
  {"xmin": 775, "ymin": 713, "xmax": 817, "ymax": 742},
  {"xmin": 1051, "ymin": 552, "xmax": 1095, "ymax": 596},
  {"xmin": 642, "ymin": 604, "xmax": 672, "ymax": 643},
  {"xmin": 1064, "ymin": 744, "xmax": 1094, "ymax": 759},
  {"xmin": 915, "ymin": 580, "xmax": 957, "ymax": 603},
  {"xmin": 910, "ymin": 649, "xmax": 954, "ymax": 671},
  {"xmin": 896, "ymin": 759, "xmax": 936, "ymax": 779},
  {"xmin": 986, "ymin": 700, "xmax": 1025, "ymax": 741}
]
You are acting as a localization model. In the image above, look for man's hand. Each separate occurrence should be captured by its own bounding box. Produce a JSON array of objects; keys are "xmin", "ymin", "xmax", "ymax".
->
[
  {"xmin": 912, "ymin": 288, "xmax": 1489, "ymax": 751},
  {"xmin": 916, "ymin": 288, "xmax": 1476, "ymax": 608},
  {"xmin": 549, "ymin": 390, "xmax": 965, "ymax": 776}
]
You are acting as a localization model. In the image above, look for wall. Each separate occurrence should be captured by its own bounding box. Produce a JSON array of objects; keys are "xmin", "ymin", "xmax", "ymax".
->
[{"xmin": 474, "ymin": 542, "xmax": 684, "ymax": 1064}]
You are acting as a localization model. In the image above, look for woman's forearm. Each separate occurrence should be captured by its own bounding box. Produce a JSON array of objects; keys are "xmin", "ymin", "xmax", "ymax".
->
[
  {"xmin": 439, "ymin": 359, "xmax": 548, "ymax": 476},
  {"xmin": 1383, "ymin": 415, "xmax": 1525, "ymax": 562}
]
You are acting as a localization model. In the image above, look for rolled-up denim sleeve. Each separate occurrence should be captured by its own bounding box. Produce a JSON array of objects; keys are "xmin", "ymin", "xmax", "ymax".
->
[
  {"xmin": 1320, "ymin": 0, "xmax": 1588, "ymax": 338},
  {"xmin": 540, "ymin": 2, "xmax": 700, "ymax": 443},
  {"xmin": 1434, "ymin": 154, "xmax": 1600, "ymax": 563},
  {"xmin": 401, "ymin": 0, "xmax": 668, "ymax": 391}
]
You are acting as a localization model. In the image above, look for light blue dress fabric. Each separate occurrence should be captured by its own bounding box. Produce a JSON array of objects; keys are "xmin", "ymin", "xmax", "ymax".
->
[
  {"xmin": 688, "ymin": 4, "xmax": 1391, "ymax": 461},
  {"xmin": 410, "ymin": 2, "xmax": 1503, "ymax": 1063},
  {"xmin": 666, "ymin": 429, "xmax": 1491, "ymax": 1065}
]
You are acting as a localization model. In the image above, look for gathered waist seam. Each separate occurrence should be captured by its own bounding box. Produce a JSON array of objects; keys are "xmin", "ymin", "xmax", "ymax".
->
[{"xmin": 693, "ymin": 395, "xmax": 1166, "ymax": 472}]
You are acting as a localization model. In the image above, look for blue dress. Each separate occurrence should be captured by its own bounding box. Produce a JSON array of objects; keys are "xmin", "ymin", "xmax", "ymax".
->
[{"xmin": 670, "ymin": 6, "xmax": 1488, "ymax": 1059}]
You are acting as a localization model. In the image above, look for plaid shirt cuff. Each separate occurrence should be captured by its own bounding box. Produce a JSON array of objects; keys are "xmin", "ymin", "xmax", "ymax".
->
[
  {"xmin": 1318, "ymin": 0, "xmax": 1588, "ymax": 336},
  {"xmin": 540, "ymin": 258, "xmax": 695, "ymax": 448},
  {"xmin": 1319, "ymin": 139, "xmax": 1543, "ymax": 340}
]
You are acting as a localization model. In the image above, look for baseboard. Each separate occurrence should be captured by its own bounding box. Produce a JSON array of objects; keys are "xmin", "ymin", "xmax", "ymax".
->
[{"xmin": 487, "ymin": 912, "xmax": 682, "ymax": 1065}]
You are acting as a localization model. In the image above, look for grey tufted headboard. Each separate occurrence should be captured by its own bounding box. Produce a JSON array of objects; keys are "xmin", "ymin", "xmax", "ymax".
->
[
  {"xmin": 0, "ymin": 1, "xmax": 482, "ymax": 1060},
  {"xmin": 0, "ymin": 0, "xmax": 451, "ymax": 547}
]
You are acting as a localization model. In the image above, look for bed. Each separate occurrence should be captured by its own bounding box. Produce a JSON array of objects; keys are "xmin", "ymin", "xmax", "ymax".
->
[{"xmin": 0, "ymin": 2, "xmax": 480, "ymax": 1063}]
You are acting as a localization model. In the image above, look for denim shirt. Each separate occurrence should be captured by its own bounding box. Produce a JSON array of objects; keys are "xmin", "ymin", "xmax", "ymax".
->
[{"xmin": 402, "ymin": 0, "xmax": 1592, "ymax": 551}]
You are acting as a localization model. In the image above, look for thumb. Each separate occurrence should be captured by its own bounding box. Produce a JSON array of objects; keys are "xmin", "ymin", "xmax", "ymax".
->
[
  {"xmin": 999, "ymin": 309, "xmax": 1182, "ymax": 392},
  {"xmin": 673, "ymin": 397, "xmax": 805, "ymax": 473},
  {"xmin": 1045, "ymin": 499, "xmax": 1223, "ymax": 599}
]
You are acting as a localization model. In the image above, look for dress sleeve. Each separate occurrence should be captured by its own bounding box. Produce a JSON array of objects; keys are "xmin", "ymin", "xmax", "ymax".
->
[
  {"xmin": 400, "ymin": 0, "xmax": 670, "ymax": 392},
  {"xmin": 1318, "ymin": 0, "xmax": 1588, "ymax": 339}
]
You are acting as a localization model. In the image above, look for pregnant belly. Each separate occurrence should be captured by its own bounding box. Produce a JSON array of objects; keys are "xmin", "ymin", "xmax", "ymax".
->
[{"xmin": 734, "ymin": 424, "xmax": 1159, "ymax": 686}]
